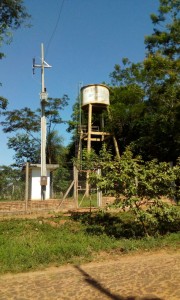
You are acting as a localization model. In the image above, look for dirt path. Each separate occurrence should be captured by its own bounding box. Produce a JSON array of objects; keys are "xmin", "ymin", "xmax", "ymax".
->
[{"xmin": 0, "ymin": 250, "xmax": 179, "ymax": 300}]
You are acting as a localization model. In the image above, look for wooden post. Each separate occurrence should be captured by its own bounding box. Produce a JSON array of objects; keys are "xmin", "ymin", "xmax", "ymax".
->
[
  {"xmin": 73, "ymin": 165, "xmax": 79, "ymax": 208},
  {"xmin": 113, "ymin": 136, "xmax": 120, "ymax": 159},
  {"xmin": 97, "ymin": 168, "xmax": 102, "ymax": 207},
  {"xmin": 25, "ymin": 162, "xmax": 29, "ymax": 211}
]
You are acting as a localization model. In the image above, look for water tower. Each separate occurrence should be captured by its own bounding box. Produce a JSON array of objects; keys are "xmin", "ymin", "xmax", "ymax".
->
[
  {"xmin": 76, "ymin": 84, "xmax": 120, "ymax": 199},
  {"xmin": 79, "ymin": 84, "xmax": 119, "ymax": 156}
]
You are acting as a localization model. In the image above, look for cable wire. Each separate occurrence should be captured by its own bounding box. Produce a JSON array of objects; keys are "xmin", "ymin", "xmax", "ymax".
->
[{"xmin": 45, "ymin": 0, "xmax": 66, "ymax": 58}]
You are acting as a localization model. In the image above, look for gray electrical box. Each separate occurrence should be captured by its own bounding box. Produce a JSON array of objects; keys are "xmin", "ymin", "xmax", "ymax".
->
[
  {"xmin": 40, "ymin": 176, "xmax": 47, "ymax": 186},
  {"xmin": 40, "ymin": 92, "xmax": 48, "ymax": 104}
]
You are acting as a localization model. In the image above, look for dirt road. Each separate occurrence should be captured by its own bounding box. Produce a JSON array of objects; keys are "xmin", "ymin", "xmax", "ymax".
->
[{"xmin": 0, "ymin": 250, "xmax": 179, "ymax": 300}]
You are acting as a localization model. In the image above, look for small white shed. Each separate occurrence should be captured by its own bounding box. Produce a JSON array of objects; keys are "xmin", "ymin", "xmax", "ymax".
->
[{"xmin": 29, "ymin": 164, "xmax": 59, "ymax": 200}]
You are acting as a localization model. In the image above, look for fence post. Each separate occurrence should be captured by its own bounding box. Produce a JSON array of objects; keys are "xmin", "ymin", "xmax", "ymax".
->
[
  {"xmin": 97, "ymin": 168, "xmax": 102, "ymax": 207},
  {"xmin": 73, "ymin": 165, "xmax": 79, "ymax": 208},
  {"xmin": 25, "ymin": 162, "xmax": 29, "ymax": 211}
]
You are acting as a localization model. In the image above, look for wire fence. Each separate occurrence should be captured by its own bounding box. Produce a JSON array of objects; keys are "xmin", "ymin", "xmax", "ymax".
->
[{"xmin": 0, "ymin": 167, "xmax": 114, "ymax": 215}]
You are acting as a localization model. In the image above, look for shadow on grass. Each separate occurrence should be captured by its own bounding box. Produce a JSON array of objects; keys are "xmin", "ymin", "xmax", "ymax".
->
[
  {"xmin": 71, "ymin": 209, "xmax": 180, "ymax": 238},
  {"xmin": 75, "ymin": 265, "xmax": 163, "ymax": 300},
  {"xmin": 71, "ymin": 211, "xmax": 145, "ymax": 238}
]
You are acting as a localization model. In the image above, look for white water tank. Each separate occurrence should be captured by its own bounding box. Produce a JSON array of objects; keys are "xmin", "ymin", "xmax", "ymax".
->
[{"xmin": 81, "ymin": 84, "xmax": 109, "ymax": 107}]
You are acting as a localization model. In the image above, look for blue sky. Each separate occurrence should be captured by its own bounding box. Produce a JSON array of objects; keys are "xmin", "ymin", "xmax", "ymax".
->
[{"xmin": 0, "ymin": 0, "xmax": 159, "ymax": 165}]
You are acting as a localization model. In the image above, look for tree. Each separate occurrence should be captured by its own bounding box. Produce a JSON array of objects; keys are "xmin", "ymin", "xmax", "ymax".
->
[
  {"xmin": 1, "ymin": 107, "xmax": 41, "ymax": 165},
  {"xmin": 7, "ymin": 133, "xmax": 40, "ymax": 165},
  {"xmin": 144, "ymin": 0, "xmax": 180, "ymax": 58},
  {"xmin": 1, "ymin": 96, "xmax": 69, "ymax": 165},
  {"xmin": 67, "ymin": 94, "xmax": 86, "ymax": 159},
  {"xmin": 0, "ymin": 94, "xmax": 8, "ymax": 110},
  {"xmin": 0, "ymin": 1, "xmax": 30, "ymax": 110},
  {"xmin": 109, "ymin": 59, "xmax": 147, "ymax": 155},
  {"xmin": 0, "ymin": 0, "xmax": 30, "ymax": 59},
  {"xmin": 77, "ymin": 145, "xmax": 179, "ymax": 236},
  {"xmin": 0, "ymin": 165, "xmax": 24, "ymax": 200},
  {"xmin": 53, "ymin": 146, "xmax": 72, "ymax": 195},
  {"xmin": 142, "ymin": 0, "xmax": 180, "ymax": 162},
  {"xmin": 108, "ymin": 0, "xmax": 180, "ymax": 162},
  {"xmin": 46, "ymin": 130, "xmax": 64, "ymax": 164}
]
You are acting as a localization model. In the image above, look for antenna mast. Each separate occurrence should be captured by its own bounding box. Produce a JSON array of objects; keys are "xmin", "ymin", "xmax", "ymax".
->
[{"xmin": 33, "ymin": 43, "xmax": 52, "ymax": 200}]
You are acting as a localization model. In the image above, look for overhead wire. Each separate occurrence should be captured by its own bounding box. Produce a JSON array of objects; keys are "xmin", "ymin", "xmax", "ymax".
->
[{"xmin": 45, "ymin": 0, "xmax": 66, "ymax": 59}]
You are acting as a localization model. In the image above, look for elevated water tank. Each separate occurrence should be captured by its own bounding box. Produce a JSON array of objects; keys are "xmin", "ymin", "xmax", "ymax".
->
[{"xmin": 81, "ymin": 84, "xmax": 109, "ymax": 107}]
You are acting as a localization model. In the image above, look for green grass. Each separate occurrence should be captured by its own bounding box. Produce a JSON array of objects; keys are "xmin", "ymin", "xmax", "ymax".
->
[
  {"xmin": 78, "ymin": 193, "xmax": 98, "ymax": 207},
  {"xmin": 0, "ymin": 213, "xmax": 179, "ymax": 274}
]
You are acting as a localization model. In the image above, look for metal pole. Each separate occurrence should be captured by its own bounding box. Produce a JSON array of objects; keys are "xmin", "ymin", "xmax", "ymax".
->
[{"xmin": 41, "ymin": 44, "xmax": 45, "ymax": 93}]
